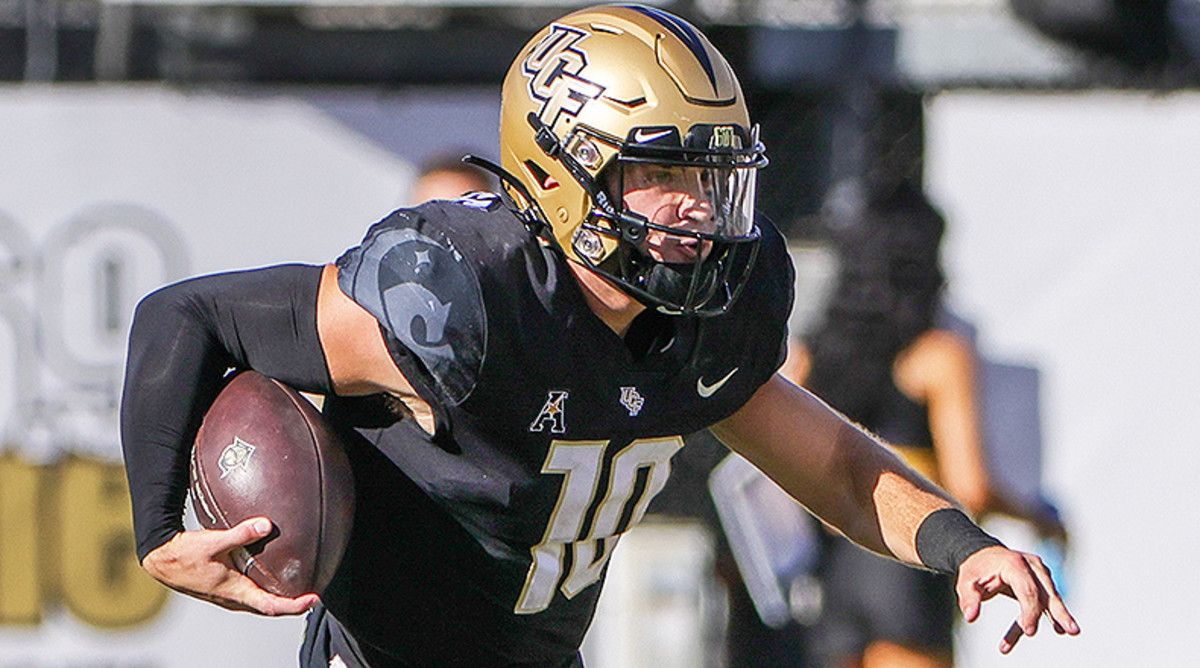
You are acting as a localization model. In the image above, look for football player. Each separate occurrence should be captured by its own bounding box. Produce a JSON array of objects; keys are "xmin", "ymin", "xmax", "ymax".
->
[
  {"xmin": 408, "ymin": 152, "xmax": 494, "ymax": 204},
  {"xmin": 120, "ymin": 5, "xmax": 1078, "ymax": 667}
]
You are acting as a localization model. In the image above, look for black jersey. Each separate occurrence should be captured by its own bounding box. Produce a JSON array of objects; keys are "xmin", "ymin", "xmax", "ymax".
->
[{"xmin": 322, "ymin": 195, "xmax": 793, "ymax": 666}]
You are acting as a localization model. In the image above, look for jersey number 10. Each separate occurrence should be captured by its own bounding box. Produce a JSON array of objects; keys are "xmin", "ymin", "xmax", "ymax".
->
[{"xmin": 514, "ymin": 436, "xmax": 684, "ymax": 614}]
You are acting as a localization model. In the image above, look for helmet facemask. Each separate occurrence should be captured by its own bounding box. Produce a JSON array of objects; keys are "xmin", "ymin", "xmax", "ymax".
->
[{"xmin": 549, "ymin": 119, "xmax": 767, "ymax": 316}]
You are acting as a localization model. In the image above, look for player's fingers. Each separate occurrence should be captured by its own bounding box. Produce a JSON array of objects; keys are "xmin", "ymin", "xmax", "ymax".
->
[
  {"xmin": 193, "ymin": 591, "xmax": 259, "ymax": 615},
  {"xmin": 1026, "ymin": 554, "xmax": 1081, "ymax": 635},
  {"xmin": 989, "ymin": 551, "xmax": 1049, "ymax": 638},
  {"xmin": 226, "ymin": 576, "xmax": 319, "ymax": 617},
  {"xmin": 265, "ymin": 592, "xmax": 320, "ymax": 617},
  {"xmin": 1010, "ymin": 565, "xmax": 1044, "ymax": 638},
  {"xmin": 207, "ymin": 517, "xmax": 273, "ymax": 553},
  {"xmin": 956, "ymin": 575, "xmax": 984, "ymax": 623},
  {"xmin": 999, "ymin": 621, "xmax": 1024, "ymax": 654},
  {"xmin": 253, "ymin": 591, "xmax": 320, "ymax": 617}
]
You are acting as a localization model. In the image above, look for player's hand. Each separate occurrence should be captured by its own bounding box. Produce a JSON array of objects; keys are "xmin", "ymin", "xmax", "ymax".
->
[
  {"xmin": 141, "ymin": 517, "xmax": 320, "ymax": 616},
  {"xmin": 956, "ymin": 545, "xmax": 1080, "ymax": 654}
]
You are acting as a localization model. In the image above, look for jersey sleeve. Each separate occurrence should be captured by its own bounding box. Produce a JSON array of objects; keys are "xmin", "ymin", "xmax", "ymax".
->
[{"xmin": 335, "ymin": 207, "xmax": 487, "ymax": 407}]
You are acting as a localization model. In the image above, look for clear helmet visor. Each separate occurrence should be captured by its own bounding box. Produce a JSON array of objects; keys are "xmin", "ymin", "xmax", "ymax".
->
[
  {"xmin": 615, "ymin": 161, "xmax": 758, "ymax": 260},
  {"xmin": 590, "ymin": 160, "xmax": 760, "ymax": 315}
]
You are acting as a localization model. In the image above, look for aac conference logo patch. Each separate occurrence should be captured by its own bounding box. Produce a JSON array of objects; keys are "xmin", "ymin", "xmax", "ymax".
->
[{"xmin": 530, "ymin": 390, "xmax": 569, "ymax": 434}]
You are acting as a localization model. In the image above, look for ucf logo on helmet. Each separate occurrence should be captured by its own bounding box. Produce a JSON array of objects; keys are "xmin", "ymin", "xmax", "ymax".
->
[{"xmin": 521, "ymin": 24, "xmax": 605, "ymax": 127}]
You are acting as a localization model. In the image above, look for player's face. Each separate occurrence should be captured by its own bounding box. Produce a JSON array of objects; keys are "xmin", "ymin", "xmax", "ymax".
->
[
  {"xmin": 411, "ymin": 169, "xmax": 490, "ymax": 204},
  {"xmin": 619, "ymin": 164, "xmax": 717, "ymax": 264}
]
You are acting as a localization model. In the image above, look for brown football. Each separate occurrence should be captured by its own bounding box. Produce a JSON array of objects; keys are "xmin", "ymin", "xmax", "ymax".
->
[{"xmin": 189, "ymin": 370, "xmax": 354, "ymax": 598}]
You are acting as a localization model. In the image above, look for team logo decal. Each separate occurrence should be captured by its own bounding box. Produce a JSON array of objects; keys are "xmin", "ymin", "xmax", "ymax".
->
[
  {"xmin": 218, "ymin": 437, "xmax": 256, "ymax": 479},
  {"xmin": 522, "ymin": 24, "xmax": 605, "ymax": 128},
  {"xmin": 343, "ymin": 226, "xmax": 485, "ymax": 404},
  {"xmin": 530, "ymin": 390, "xmax": 569, "ymax": 434},
  {"xmin": 619, "ymin": 387, "xmax": 645, "ymax": 417}
]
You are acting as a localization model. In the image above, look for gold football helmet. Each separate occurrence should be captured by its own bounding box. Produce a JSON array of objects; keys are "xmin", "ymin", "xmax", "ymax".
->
[{"xmin": 494, "ymin": 3, "xmax": 767, "ymax": 316}]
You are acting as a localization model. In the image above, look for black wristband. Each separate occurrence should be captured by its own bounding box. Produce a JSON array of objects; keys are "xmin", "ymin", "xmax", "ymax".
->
[{"xmin": 915, "ymin": 508, "xmax": 1004, "ymax": 575}]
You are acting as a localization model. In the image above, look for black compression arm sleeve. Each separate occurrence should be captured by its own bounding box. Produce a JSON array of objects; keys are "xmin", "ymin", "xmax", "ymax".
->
[{"xmin": 120, "ymin": 264, "xmax": 333, "ymax": 562}]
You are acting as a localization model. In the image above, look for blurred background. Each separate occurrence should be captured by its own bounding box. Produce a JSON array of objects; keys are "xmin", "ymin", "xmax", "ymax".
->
[{"xmin": 1, "ymin": 0, "xmax": 1197, "ymax": 665}]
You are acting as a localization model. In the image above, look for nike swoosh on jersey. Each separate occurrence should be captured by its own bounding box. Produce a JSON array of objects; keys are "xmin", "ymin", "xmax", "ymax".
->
[
  {"xmin": 633, "ymin": 128, "xmax": 673, "ymax": 143},
  {"xmin": 697, "ymin": 367, "xmax": 739, "ymax": 398}
]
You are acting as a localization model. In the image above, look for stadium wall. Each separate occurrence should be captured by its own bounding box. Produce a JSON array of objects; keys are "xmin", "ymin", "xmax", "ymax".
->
[{"xmin": 926, "ymin": 90, "xmax": 1200, "ymax": 667}]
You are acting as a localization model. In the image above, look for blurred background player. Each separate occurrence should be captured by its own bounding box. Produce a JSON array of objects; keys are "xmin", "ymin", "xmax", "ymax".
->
[
  {"xmin": 782, "ymin": 185, "xmax": 1069, "ymax": 668},
  {"xmin": 407, "ymin": 152, "xmax": 494, "ymax": 204}
]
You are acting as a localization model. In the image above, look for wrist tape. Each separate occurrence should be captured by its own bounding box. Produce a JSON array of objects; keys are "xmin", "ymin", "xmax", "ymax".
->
[{"xmin": 915, "ymin": 508, "xmax": 1004, "ymax": 575}]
